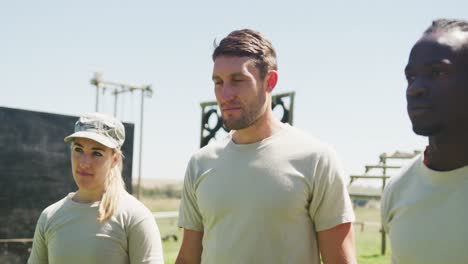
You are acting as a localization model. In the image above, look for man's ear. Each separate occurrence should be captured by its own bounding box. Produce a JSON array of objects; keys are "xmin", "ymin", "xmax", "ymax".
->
[{"xmin": 265, "ymin": 70, "xmax": 278, "ymax": 93}]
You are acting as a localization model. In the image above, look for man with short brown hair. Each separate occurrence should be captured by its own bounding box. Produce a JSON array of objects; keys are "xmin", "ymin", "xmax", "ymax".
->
[{"xmin": 176, "ymin": 29, "xmax": 356, "ymax": 264}]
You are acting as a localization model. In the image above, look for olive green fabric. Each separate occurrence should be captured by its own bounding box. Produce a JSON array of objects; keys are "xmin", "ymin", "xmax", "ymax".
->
[
  {"xmin": 178, "ymin": 124, "xmax": 355, "ymax": 264},
  {"xmin": 28, "ymin": 192, "xmax": 163, "ymax": 264},
  {"xmin": 382, "ymin": 155, "xmax": 468, "ymax": 264}
]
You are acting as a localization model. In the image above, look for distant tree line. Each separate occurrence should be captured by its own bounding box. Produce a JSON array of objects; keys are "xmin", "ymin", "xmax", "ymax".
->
[{"xmin": 136, "ymin": 184, "xmax": 182, "ymax": 199}]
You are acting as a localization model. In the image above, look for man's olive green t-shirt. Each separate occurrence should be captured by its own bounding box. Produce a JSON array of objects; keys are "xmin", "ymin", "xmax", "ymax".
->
[
  {"xmin": 178, "ymin": 124, "xmax": 355, "ymax": 263},
  {"xmin": 382, "ymin": 155, "xmax": 468, "ymax": 264}
]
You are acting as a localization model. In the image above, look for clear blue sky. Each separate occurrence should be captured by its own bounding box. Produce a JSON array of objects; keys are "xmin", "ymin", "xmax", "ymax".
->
[{"xmin": 2, "ymin": 1, "xmax": 467, "ymax": 181}]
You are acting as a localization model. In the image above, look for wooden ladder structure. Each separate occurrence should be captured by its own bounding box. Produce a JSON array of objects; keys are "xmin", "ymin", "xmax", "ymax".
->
[{"xmin": 349, "ymin": 150, "xmax": 420, "ymax": 255}]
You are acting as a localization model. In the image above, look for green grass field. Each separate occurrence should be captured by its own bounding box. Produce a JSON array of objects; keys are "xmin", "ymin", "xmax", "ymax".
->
[{"xmin": 146, "ymin": 198, "xmax": 391, "ymax": 264}]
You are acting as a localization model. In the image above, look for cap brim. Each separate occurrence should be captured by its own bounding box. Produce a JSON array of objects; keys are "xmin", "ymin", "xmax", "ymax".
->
[{"xmin": 64, "ymin": 131, "xmax": 119, "ymax": 149}]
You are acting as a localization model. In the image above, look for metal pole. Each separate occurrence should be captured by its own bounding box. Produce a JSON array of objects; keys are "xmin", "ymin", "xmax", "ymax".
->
[
  {"xmin": 95, "ymin": 86, "xmax": 99, "ymax": 112},
  {"xmin": 92, "ymin": 72, "xmax": 103, "ymax": 112},
  {"xmin": 381, "ymin": 158, "xmax": 387, "ymax": 255},
  {"xmin": 137, "ymin": 89, "xmax": 145, "ymax": 199},
  {"xmin": 114, "ymin": 91, "xmax": 118, "ymax": 117}
]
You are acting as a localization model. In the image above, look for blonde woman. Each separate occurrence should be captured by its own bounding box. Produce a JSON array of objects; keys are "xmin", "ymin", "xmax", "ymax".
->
[{"xmin": 28, "ymin": 112, "xmax": 164, "ymax": 264}]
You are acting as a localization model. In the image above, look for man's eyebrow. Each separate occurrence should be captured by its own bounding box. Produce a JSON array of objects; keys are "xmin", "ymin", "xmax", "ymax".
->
[
  {"xmin": 405, "ymin": 59, "xmax": 452, "ymax": 72},
  {"xmin": 212, "ymin": 72, "xmax": 246, "ymax": 80},
  {"xmin": 73, "ymin": 142, "xmax": 84, "ymax": 147},
  {"xmin": 424, "ymin": 59, "xmax": 452, "ymax": 66},
  {"xmin": 231, "ymin": 73, "xmax": 246, "ymax": 78}
]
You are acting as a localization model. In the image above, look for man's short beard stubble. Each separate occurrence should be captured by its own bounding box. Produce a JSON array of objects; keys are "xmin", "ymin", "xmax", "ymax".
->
[
  {"xmin": 222, "ymin": 93, "xmax": 266, "ymax": 131},
  {"xmin": 222, "ymin": 106, "xmax": 259, "ymax": 130}
]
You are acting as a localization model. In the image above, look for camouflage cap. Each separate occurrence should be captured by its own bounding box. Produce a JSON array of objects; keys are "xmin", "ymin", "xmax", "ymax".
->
[{"xmin": 64, "ymin": 112, "xmax": 125, "ymax": 149}]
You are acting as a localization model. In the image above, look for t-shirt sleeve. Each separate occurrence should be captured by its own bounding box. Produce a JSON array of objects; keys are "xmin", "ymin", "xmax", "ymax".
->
[
  {"xmin": 128, "ymin": 213, "xmax": 164, "ymax": 264},
  {"xmin": 308, "ymin": 148, "xmax": 355, "ymax": 232},
  {"xmin": 28, "ymin": 212, "xmax": 48, "ymax": 264},
  {"xmin": 380, "ymin": 155, "xmax": 419, "ymax": 234},
  {"xmin": 381, "ymin": 179, "xmax": 394, "ymax": 233},
  {"xmin": 178, "ymin": 157, "xmax": 204, "ymax": 231}
]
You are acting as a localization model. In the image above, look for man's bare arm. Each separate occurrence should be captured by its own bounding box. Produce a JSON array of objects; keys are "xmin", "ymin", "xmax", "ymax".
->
[
  {"xmin": 318, "ymin": 222, "xmax": 357, "ymax": 264},
  {"xmin": 175, "ymin": 229, "xmax": 203, "ymax": 264}
]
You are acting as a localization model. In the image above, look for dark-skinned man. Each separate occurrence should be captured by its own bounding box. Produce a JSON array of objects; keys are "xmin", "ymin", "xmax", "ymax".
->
[{"xmin": 382, "ymin": 18, "xmax": 468, "ymax": 264}]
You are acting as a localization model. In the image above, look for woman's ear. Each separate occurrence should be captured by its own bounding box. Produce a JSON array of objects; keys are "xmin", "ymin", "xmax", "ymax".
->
[{"xmin": 112, "ymin": 151, "xmax": 121, "ymax": 168}]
